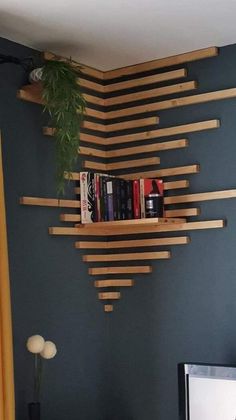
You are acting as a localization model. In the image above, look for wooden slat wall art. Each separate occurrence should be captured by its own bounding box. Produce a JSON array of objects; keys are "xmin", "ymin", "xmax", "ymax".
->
[{"xmin": 19, "ymin": 46, "xmax": 236, "ymax": 312}]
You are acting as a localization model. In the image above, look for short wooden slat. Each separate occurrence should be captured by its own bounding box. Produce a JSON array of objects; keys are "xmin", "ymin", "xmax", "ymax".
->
[
  {"xmin": 75, "ymin": 236, "xmax": 190, "ymax": 249},
  {"xmin": 165, "ymin": 208, "xmax": 200, "ymax": 217},
  {"xmin": 165, "ymin": 189, "xmax": 236, "ymax": 205},
  {"xmin": 104, "ymin": 68, "xmax": 187, "ymax": 92},
  {"xmin": 49, "ymin": 220, "xmax": 224, "ymax": 236},
  {"xmin": 43, "ymin": 51, "xmax": 105, "ymax": 80},
  {"xmin": 60, "ymin": 214, "xmax": 81, "ymax": 222},
  {"xmin": 106, "ymin": 117, "xmax": 159, "ymax": 132},
  {"xmin": 20, "ymin": 197, "xmax": 80, "ymax": 208},
  {"xmin": 164, "ymin": 180, "xmax": 189, "ymax": 190},
  {"xmin": 121, "ymin": 164, "xmax": 200, "ymax": 180},
  {"xmin": 83, "ymin": 157, "xmax": 160, "ymax": 171},
  {"xmin": 107, "ymin": 139, "xmax": 188, "ymax": 158},
  {"xmin": 104, "ymin": 81, "xmax": 197, "ymax": 106},
  {"xmin": 74, "ymin": 187, "xmax": 80, "ymax": 195},
  {"xmin": 95, "ymin": 279, "xmax": 134, "ymax": 287},
  {"xmin": 104, "ymin": 304, "xmax": 114, "ymax": 312},
  {"xmin": 107, "ymin": 120, "xmax": 219, "ymax": 146},
  {"xmin": 83, "ymin": 251, "xmax": 170, "ymax": 262},
  {"xmin": 89, "ymin": 266, "xmax": 152, "ymax": 275},
  {"xmin": 103, "ymin": 47, "xmax": 218, "ymax": 79},
  {"xmin": 105, "ymin": 87, "xmax": 236, "ymax": 119},
  {"xmin": 98, "ymin": 292, "xmax": 121, "ymax": 300}
]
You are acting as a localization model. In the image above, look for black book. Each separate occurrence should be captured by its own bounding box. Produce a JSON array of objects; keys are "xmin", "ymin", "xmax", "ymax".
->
[{"xmin": 126, "ymin": 180, "xmax": 133, "ymax": 219}]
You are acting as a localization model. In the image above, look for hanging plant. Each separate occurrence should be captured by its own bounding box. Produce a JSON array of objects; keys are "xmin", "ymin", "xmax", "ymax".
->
[{"xmin": 41, "ymin": 60, "xmax": 86, "ymax": 196}]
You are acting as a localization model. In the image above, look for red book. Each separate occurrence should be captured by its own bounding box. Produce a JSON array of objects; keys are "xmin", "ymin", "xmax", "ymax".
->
[
  {"xmin": 133, "ymin": 180, "xmax": 140, "ymax": 219},
  {"xmin": 143, "ymin": 179, "xmax": 164, "ymax": 196}
]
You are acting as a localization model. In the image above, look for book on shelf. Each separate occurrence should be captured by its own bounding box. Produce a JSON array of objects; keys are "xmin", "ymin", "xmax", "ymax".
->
[{"xmin": 80, "ymin": 172, "xmax": 164, "ymax": 224}]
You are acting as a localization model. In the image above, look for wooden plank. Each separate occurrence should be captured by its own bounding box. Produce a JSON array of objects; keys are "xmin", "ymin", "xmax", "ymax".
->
[
  {"xmin": 89, "ymin": 266, "xmax": 152, "ymax": 275},
  {"xmin": 49, "ymin": 220, "xmax": 224, "ymax": 236},
  {"xmin": 106, "ymin": 117, "xmax": 159, "ymax": 132},
  {"xmin": 80, "ymin": 133, "xmax": 107, "ymax": 146},
  {"xmin": 121, "ymin": 164, "xmax": 200, "ymax": 180},
  {"xmin": 60, "ymin": 214, "xmax": 81, "ymax": 222},
  {"xmin": 98, "ymin": 292, "xmax": 121, "ymax": 300},
  {"xmin": 83, "ymin": 157, "xmax": 161, "ymax": 171},
  {"xmin": 83, "ymin": 251, "xmax": 170, "ymax": 262},
  {"xmin": 43, "ymin": 51, "xmax": 105, "ymax": 80},
  {"xmin": 79, "ymin": 78, "xmax": 105, "ymax": 93},
  {"xmin": 74, "ymin": 187, "xmax": 80, "ymax": 195},
  {"xmin": 165, "ymin": 189, "xmax": 236, "ymax": 205},
  {"xmin": 107, "ymin": 139, "xmax": 188, "ymax": 158},
  {"xmin": 104, "ymin": 304, "xmax": 114, "ymax": 312},
  {"xmin": 104, "ymin": 68, "xmax": 187, "ymax": 92},
  {"xmin": 105, "ymin": 87, "xmax": 236, "ymax": 119},
  {"xmin": 95, "ymin": 279, "xmax": 134, "ymax": 287},
  {"xmin": 103, "ymin": 47, "xmax": 218, "ymax": 79},
  {"xmin": 164, "ymin": 180, "xmax": 189, "ymax": 190},
  {"xmin": 75, "ymin": 236, "xmax": 190, "ymax": 249},
  {"xmin": 79, "ymin": 217, "xmax": 185, "ymax": 228},
  {"xmin": 80, "ymin": 146, "xmax": 107, "ymax": 159},
  {"xmin": 20, "ymin": 197, "xmax": 80, "ymax": 208},
  {"xmin": 165, "ymin": 208, "xmax": 200, "ymax": 217},
  {"xmin": 83, "ymin": 93, "xmax": 104, "ymax": 107},
  {"xmin": 104, "ymin": 81, "xmax": 197, "ymax": 106},
  {"xmin": 107, "ymin": 120, "xmax": 219, "ymax": 146}
]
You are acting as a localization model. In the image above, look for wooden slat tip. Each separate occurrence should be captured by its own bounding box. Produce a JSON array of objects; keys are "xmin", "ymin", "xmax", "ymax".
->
[{"xmin": 104, "ymin": 305, "xmax": 113, "ymax": 313}]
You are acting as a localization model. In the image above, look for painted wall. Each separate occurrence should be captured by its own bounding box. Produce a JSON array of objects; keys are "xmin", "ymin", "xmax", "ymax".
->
[
  {"xmin": 0, "ymin": 37, "xmax": 110, "ymax": 420},
  {"xmin": 109, "ymin": 44, "xmax": 236, "ymax": 420}
]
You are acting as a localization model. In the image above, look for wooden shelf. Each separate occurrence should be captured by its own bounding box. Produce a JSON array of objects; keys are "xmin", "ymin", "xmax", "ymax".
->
[
  {"xmin": 75, "ymin": 236, "xmax": 190, "ymax": 249},
  {"xmin": 83, "ymin": 251, "xmax": 170, "ymax": 262},
  {"xmin": 98, "ymin": 292, "xmax": 121, "ymax": 300},
  {"xmin": 95, "ymin": 279, "xmax": 134, "ymax": 287}
]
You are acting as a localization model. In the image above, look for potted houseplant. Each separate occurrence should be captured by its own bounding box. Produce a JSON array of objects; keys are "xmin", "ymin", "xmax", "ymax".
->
[
  {"xmin": 26, "ymin": 334, "xmax": 57, "ymax": 420},
  {"xmin": 30, "ymin": 60, "xmax": 86, "ymax": 196}
]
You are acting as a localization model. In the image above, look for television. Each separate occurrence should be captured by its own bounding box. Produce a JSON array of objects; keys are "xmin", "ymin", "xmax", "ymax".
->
[{"xmin": 178, "ymin": 363, "xmax": 236, "ymax": 420}]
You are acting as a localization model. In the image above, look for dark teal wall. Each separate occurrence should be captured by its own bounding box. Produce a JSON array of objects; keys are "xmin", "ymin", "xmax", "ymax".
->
[
  {"xmin": 109, "ymin": 45, "xmax": 236, "ymax": 420},
  {"xmin": 0, "ymin": 37, "xmax": 110, "ymax": 420}
]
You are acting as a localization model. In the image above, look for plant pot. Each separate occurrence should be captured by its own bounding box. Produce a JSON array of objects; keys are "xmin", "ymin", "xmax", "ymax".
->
[
  {"xmin": 28, "ymin": 402, "xmax": 40, "ymax": 420},
  {"xmin": 29, "ymin": 67, "xmax": 43, "ymax": 83}
]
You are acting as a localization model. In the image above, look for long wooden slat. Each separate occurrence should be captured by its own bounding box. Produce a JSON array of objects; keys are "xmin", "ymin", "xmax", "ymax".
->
[
  {"xmin": 75, "ymin": 236, "xmax": 190, "ymax": 249},
  {"xmin": 80, "ymin": 146, "xmax": 106, "ymax": 159},
  {"xmin": 79, "ymin": 217, "xmax": 184, "ymax": 228},
  {"xmin": 107, "ymin": 120, "xmax": 219, "ymax": 146},
  {"xmin": 60, "ymin": 214, "xmax": 81, "ymax": 222},
  {"xmin": 83, "ymin": 157, "xmax": 160, "ymax": 171},
  {"xmin": 104, "ymin": 305, "xmax": 113, "ymax": 312},
  {"xmin": 83, "ymin": 93, "xmax": 104, "ymax": 107},
  {"xmin": 103, "ymin": 47, "xmax": 218, "ymax": 79},
  {"xmin": 105, "ymin": 116, "xmax": 159, "ymax": 132},
  {"xmin": 105, "ymin": 87, "xmax": 236, "ymax": 119},
  {"xmin": 121, "ymin": 164, "xmax": 200, "ymax": 180},
  {"xmin": 107, "ymin": 139, "xmax": 188, "ymax": 158},
  {"xmin": 20, "ymin": 197, "xmax": 80, "ymax": 208},
  {"xmin": 83, "ymin": 251, "xmax": 170, "ymax": 262},
  {"xmin": 164, "ymin": 189, "xmax": 236, "ymax": 205},
  {"xmin": 49, "ymin": 220, "xmax": 224, "ymax": 236},
  {"xmin": 164, "ymin": 180, "xmax": 189, "ymax": 190},
  {"xmin": 98, "ymin": 292, "xmax": 121, "ymax": 300},
  {"xmin": 95, "ymin": 279, "xmax": 134, "ymax": 287},
  {"xmin": 89, "ymin": 266, "xmax": 152, "ymax": 275},
  {"xmin": 104, "ymin": 81, "xmax": 197, "ymax": 106},
  {"xmin": 104, "ymin": 68, "xmax": 187, "ymax": 92},
  {"xmin": 43, "ymin": 51, "xmax": 105, "ymax": 80},
  {"xmin": 165, "ymin": 208, "xmax": 200, "ymax": 217}
]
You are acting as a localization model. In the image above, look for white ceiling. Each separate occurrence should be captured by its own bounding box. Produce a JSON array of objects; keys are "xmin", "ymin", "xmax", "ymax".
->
[{"xmin": 1, "ymin": 0, "xmax": 236, "ymax": 71}]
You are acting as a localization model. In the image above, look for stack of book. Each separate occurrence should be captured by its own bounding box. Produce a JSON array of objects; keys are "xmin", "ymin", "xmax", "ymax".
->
[{"xmin": 80, "ymin": 172, "xmax": 164, "ymax": 224}]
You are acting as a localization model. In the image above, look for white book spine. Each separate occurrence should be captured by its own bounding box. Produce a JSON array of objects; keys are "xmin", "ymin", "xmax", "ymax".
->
[{"xmin": 80, "ymin": 172, "xmax": 89, "ymax": 224}]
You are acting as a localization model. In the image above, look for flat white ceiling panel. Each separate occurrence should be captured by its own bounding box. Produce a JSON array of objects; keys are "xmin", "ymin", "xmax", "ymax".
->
[{"xmin": 0, "ymin": 0, "xmax": 236, "ymax": 70}]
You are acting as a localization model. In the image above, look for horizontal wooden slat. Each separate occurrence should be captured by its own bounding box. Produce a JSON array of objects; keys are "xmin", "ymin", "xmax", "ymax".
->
[
  {"xmin": 83, "ymin": 157, "xmax": 161, "ymax": 171},
  {"xmin": 107, "ymin": 139, "xmax": 188, "ymax": 158},
  {"xmin": 165, "ymin": 208, "xmax": 200, "ymax": 217},
  {"xmin": 107, "ymin": 120, "xmax": 219, "ymax": 146},
  {"xmin": 165, "ymin": 189, "xmax": 236, "ymax": 205},
  {"xmin": 60, "ymin": 214, "xmax": 81, "ymax": 222},
  {"xmin": 83, "ymin": 251, "xmax": 170, "ymax": 262},
  {"xmin": 83, "ymin": 93, "xmax": 104, "ymax": 107},
  {"xmin": 89, "ymin": 266, "xmax": 152, "ymax": 275},
  {"xmin": 105, "ymin": 81, "xmax": 197, "ymax": 106},
  {"xmin": 80, "ymin": 133, "xmax": 107, "ymax": 146},
  {"xmin": 80, "ymin": 146, "xmax": 106, "ymax": 159},
  {"xmin": 75, "ymin": 236, "xmax": 190, "ymax": 249},
  {"xmin": 43, "ymin": 51, "xmax": 105, "ymax": 80},
  {"xmin": 104, "ymin": 304, "xmax": 113, "ymax": 312},
  {"xmin": 121, "ymin": 164, "xmax": 200, "ymax": 180},
  {"xmin": 49, "ymin": 220, "xmax": 224, "ymax": 236},
  {"xmin": 79, "ymin": 78, "xmax": 105, "ymax": 93},
  {"xmin": 164, "ymin": 180, "xmax": 189, "ymax": 190},
  {"xmin": 95, "ymin": 279, "xmax": 134, "ymax": 287},
  {"xmin": 103, "ymin": 47, "xmax": 218, "ymax": 79},
  {"xmin": 98, "ymin": 292, "xmax": 121, "ymax": 300},
  {"xmin": 79, "ymin": 217, "xmax": 184, "ymax": 228},
  {"xmin": 105, "ymin": 117, "xmax": 159, "ymax": 132},
  {"xmin": 105, "ymin": 87, "xmax": 236, "ymax": 119},
  {"xmin": 74, "ymin": 187, "xmax": 80, "ymax": 195},
  {"xmin": 104, "ymin": 68, "xmax": 187, "ymax": 92},
  {"xmin": 20, "ymin": 197, "xmax": 80, "ymax": 208}
]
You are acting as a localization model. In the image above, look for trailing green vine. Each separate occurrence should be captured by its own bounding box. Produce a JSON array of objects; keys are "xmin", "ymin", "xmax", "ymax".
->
[{"xmin": 42, "ymin": 60, "xmax": 86, "ymax": 196}]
